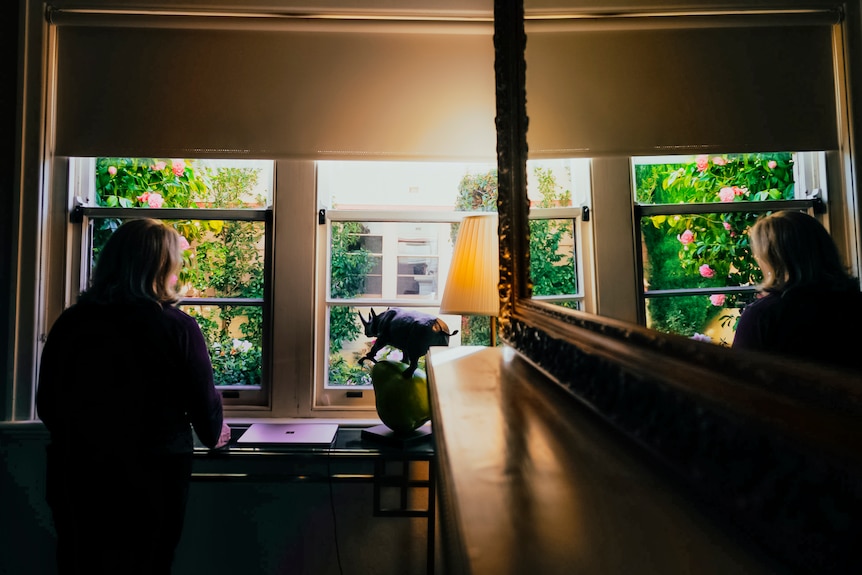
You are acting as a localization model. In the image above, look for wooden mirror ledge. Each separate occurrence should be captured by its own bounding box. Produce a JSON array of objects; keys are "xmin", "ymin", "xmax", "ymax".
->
[{"xmin": 427, "ymin": 344, "xmax": 862, "ymax": 574}]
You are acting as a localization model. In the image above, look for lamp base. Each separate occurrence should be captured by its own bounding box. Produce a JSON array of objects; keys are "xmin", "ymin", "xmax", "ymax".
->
[{"xmin": 361, "ymin": 423, "xmax": 433, "ymax": 447}]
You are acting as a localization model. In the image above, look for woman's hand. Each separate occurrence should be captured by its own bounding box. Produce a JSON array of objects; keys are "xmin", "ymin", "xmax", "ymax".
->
[{"xmin": 215, "ymin": 422, "xmax": 231, "ymax": 448}]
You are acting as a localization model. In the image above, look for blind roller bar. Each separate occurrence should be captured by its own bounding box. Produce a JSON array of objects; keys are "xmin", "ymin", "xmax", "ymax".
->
[
  {"xmin": 46, "ymin": 6, "xmax": 493, "ymax": 33},
  {"xmin": 524, "ymin": 9, "xmax": 842, "ymax": 32}
]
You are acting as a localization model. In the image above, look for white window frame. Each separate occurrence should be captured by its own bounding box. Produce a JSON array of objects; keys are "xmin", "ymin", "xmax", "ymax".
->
[
  {"xmin": 66, "ymin": 157, "xmax": 274, "ymax": 408},
  {"xmin": 315, "ymin": 201, "xmax": 586, "ymax": 411}
]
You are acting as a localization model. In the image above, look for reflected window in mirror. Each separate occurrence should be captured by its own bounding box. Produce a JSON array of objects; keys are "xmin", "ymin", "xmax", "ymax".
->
[
  {"xmin": 632, "ymin": 151, "xmax": 826, "ymax": 345},
  {"xmin": 526, "ymin": 158, "xmax": 591, "ymax": 312}
]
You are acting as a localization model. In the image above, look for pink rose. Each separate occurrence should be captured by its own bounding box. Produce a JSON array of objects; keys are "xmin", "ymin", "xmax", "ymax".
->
[
  {"xmin": 696, "ymin": 155, "xmax": 709, "ymax": 172},
  {"xmin": 678, "ymin": 229, "xmax": 695, "ymax": 245},
  {"xmin": 178, "ymin": 236, "xmax": 190, "ymax": 251},
  {"xmin": 151, "ymin": 161, "xmax": 167, "ymax": 171},
  {"xmin": 712, "ymin": 157, "xmax": 727, "ymax": 166},
  {"xmin": 767, "ymin": 160, "xmax": 777, "ymax": 169},
  {"xmin": 723, "ymin": 222, "xmax": 732, "ymax": 231},
  {"xmin": 108, "ymin": 166, "xmax": 117, "ymax": 176},
  {"xmin": 699, "ymin": 264, "xmax": 715, "ymax": 279},
  {"xmin": 172, "ymin": 160, "xmax": 185, "ymax": 178},
  {"xmin": 146, "ymin": 192, "xmax": 164, "ymax": 208},
  {"xmin": 718, "ymin": 187, "xmax": 735, "ymax": 202},
  {"xmin": 733, "ymin": 186, "xmax": 748, "ymax": 197},
  {"xmin": 136, "ymin": 192, "xmax": 150, "ymax": 203},
  {"xmin": 709, "ymin": 294, "xmax": 726, "ymax": 306}
]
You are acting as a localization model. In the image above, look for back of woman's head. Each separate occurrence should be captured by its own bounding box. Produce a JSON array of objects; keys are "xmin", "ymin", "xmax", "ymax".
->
[
  {"xmin": 81, "ymin": 218, "xmax": 181, "ymax": 306},
  {"xmin": 750, "ymin": 210, "xmax": 855, "ymax": 293}
]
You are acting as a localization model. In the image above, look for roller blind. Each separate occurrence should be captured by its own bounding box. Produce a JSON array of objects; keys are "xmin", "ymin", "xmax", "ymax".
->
[
  {"xmin": 525, "ymin": 15, "xmax": 839, "ymax": 157},
  {"xmin": 53, "ymin": 17, "xmax": 497, "ymax": 160}
]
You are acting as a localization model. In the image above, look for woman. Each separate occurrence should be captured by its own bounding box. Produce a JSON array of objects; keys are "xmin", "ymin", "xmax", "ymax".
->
[
  {"xmin": 732, "ymin": 210, "xmax": 862, "ymax": 371},
  {"xmin": 37, "ymin": 218, "xmax": 231, "ymax": 574}
]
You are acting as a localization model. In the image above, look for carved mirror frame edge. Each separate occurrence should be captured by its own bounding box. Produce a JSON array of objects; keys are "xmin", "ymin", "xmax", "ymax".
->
[{"xmin": 493, "ymin": 0, "xmax": 861, "ymax": 571}]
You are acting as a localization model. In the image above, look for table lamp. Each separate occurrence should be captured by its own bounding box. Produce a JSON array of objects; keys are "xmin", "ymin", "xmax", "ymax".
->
[{"xmin": 439, "ymin": 213, "xmax": 500, "ymax": 346}]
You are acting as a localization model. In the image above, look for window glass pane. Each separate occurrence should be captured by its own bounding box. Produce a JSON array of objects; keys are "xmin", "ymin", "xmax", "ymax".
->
[
  {"xmin": 180, "ymin": 304, "xmax": 263, "ymax": 387},
  {"xmin": 639, "ymin": 211, "xmax": 764, "ymax": 291},
  {"xmin": 177, "ymin": 220, "xmax": 266, "ymax": 299},
  {"xmin": 527, "ymin": 159, "xmax": 588, "ymax": 307},
  {"xmin": 529, "ymin": 217, "xmax": 577, "ymax": 296},
  {"xmin": 329, "ymin": 222, "xmax": 382, "ymax": 299},
  {"xmin": 90, "ymin": 219, "xmax": 266, "ymax": 300},
  {"xmin": 95, "ymin": 158, "xmax": 272, "ymax": 208},
  {"xmin": 633, "ymin": 152, "xmax": 797, "ymax": 204}
]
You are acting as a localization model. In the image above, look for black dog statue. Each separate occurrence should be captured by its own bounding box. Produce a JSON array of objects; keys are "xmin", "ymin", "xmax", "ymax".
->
[{"xmin": 358, "ymin": 308, "xmax": 459, "ymax": 377}]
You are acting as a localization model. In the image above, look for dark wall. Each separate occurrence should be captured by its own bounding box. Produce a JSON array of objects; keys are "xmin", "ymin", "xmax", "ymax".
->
[{"xmin": 2, "ymin": 0, "xmax": 20, "ymax": 415}]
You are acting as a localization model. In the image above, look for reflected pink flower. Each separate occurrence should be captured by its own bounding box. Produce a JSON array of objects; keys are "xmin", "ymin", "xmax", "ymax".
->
[
  {"xmin": 699, "ymin": 264, "xmax": 715, "ymax": 278},
  {"xmin": 723, "ymin": 222, "xmax": 732, "ymax": 231},
  {"xmin": 710, "ymin": 294, "xmax": 726, "ymax": 306},
  {"xmin": 718, "ymin": 187, "xmax": 735, "ymax": 202},
  {"xmin": 712, "ymin": 157, "xmax": 727, "ymax": 166},
  {"xmin": 172, "ymin": 160, "xmax": 185, "ymax": 178},
  {"xmin": 696, "ymin": 155, "xmax": 709, "ymax": 172},
  {"xmin": 678, "ymin": 229, "xmax": 695, "ymax": 245},
  {"xmin": 151, "ymin": 161, "xmax": 166, "ymax": 171},
  {"xmin": 146, "ymin": 192, "xmax": 164, "ymax": 208},
  {"xmin": 178, "ymin": 236, "xmax": 190, "ymax": 251},
  {"xmin": 108, "ymin": 166, "xmax": 117, "ymax": 176},
  {"xmin": 733, "ymin": 186, "xmax": 748, "ymax": 197},
  {"xmin": 767, "ymin": 160, "xmax": 777, "ymax": 169}
]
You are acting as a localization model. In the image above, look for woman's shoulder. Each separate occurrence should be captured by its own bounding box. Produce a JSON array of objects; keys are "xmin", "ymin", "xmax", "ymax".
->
[{"xmin": 159, "ymin": 305, "xmax": 204, "ymax": 335}]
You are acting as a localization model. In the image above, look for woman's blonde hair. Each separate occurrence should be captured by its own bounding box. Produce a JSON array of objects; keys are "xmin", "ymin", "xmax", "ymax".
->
[
  {"xmin": 749, "ymin": 210, "xmax": 855, "ymax": 294},
  {"xmin": 81, "ymin": 218, "xmax": 182, "ymax": 306}
]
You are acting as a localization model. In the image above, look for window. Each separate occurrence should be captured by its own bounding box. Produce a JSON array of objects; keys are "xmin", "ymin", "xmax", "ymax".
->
[
  {"xmin": 315, "ymin": 160, "xmax": 589, "ymax": 409},
  {"xmin": 632, "ymin": 151, "xmax": 825, "ymax": 345},
  {"xmin": 70, "ymin": 157, "xmax": 273, "ymax": 406}
]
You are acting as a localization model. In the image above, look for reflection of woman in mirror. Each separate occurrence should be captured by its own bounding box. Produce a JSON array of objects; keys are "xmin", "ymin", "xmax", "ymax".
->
[{"xmin": 732, "ymin": 210, "xmax": 862, "ymax": 371}]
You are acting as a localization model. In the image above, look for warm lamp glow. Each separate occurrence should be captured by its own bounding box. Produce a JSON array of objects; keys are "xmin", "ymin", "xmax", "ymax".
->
[{"xmin": 440, "ymin": 213, "xmax": 500, "ymax": 345}]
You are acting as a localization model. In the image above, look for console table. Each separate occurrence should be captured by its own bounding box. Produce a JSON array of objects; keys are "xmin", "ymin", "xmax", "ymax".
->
[{"xmin": 192, "ymin": 425, "xmax": 435, "ymax": 575}]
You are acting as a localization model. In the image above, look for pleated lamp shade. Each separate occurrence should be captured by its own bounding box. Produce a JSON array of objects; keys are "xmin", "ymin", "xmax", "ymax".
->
[{"xmin": 440, "ymin": 213, "xmax": 500, "ymax": 318}]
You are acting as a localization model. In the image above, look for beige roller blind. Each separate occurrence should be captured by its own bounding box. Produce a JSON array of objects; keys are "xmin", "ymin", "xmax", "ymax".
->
[
  {"xmin": 53, "ymin": 17, "xmax": 496, "ymax": 160},
  {"xmin": 525, "ymin": 17, "xmax": 839, "ymax": 157}
]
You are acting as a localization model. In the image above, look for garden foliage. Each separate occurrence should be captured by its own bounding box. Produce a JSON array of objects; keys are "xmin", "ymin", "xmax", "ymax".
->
[{"xmin": 94, "ymin": 158, "xmax": 266, "ymax": 385}]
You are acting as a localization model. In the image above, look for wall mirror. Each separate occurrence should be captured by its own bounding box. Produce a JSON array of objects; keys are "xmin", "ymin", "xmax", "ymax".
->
[
  {"xmin": 494, "ymin": 1, "xmax": 861, "ymax": 570},
  {"xmin": 496, "ymin": 0, "xmax": 862, "ymax": 416}
]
